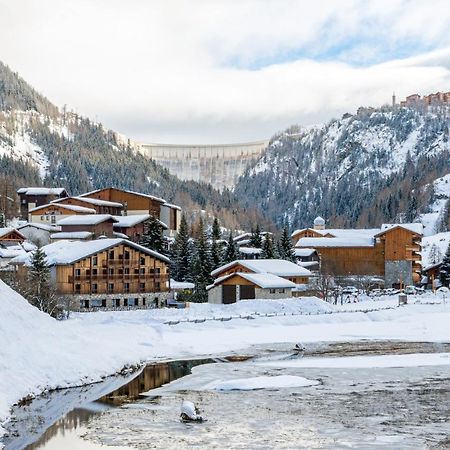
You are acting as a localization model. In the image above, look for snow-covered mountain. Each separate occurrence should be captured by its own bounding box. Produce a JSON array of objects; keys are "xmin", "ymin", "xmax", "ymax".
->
[{"xmin": 235, "ymin": 104, "xmax": 450, "ymax": 230}]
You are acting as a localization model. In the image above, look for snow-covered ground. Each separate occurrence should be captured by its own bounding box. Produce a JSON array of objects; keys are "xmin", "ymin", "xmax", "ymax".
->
[{"xmin": 1, "ymin": 280, "xmax": 450, "ymax": 444}]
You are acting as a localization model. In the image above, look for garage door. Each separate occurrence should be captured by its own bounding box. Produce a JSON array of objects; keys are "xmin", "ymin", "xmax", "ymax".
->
[
  {"xmin": 222, "ymin": 285, "xmax": 237, "ymax": 304},
  {"xmin": 240, "ymin": 285, "xmax": 255, "ymax": 300}
]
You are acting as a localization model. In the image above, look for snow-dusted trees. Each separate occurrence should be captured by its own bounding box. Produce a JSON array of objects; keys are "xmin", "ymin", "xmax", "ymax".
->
[
  {"xmin": 439, "ymin": 243, "xmax": 450, "ymax": 287},
  {"xmin": 223, "ymin": 231, "xmax": 238, "ymax": 264},
  {"xmin": 249, "ymin": 224, "xmax": 262, "ymax": 248},
  {"xmin": 171, "ymin": 214, "xmax": 192, "ymax": 282},
  {"xmin": 428, "ymin": 243, "xmax": 443, "ymax": 265},
  {"xmin": 277, "ymin": 226, "xmax": 295, "ymax": 262},
  {"xmin": 139, "ymin": 215, "xmax": 165, "ymax": 255},
  {"xmin": 261, "ymin": 233, "xmax": 275, "ymax": 259}
]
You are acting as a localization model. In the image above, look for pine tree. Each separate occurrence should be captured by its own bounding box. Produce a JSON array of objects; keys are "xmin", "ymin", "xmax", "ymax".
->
[
  {"xmin": 0, "ymin": 212, "xmax": 5, "ymax": 227},
  {"xmin": 212, "ymin": 216, "xmax": 221, "ymax": 241},
  {"xmin": 429, "ymin": 243, "xmax": 443, "ymax": 265},
  {"xmin": 139, "ymin": 215, "xmax": 165, "ymax": 254},
  {"xmin": 28, "ymin": 247, "xmax": 57, "ymax": 316},
  {"xmin": 439, "ymin": 242, "xmax": 450, "ymax": 287},
  {"xmin": 223, "ymin": 231, "xmax": 238, "ymax": 263},
  {"xmin": 261, "ymin": 233, "xmax": 275, "ymax": 259},
  {"xmin": 249, "ymin": 224, "xmax": 262, "ymax": 248},
  {"xmin": 171, "ymin": 214, "xmax": 191, "ymax": 281},
  {"xmin": 278, "ymin": 226, "xmax": 295, "ymax": 261},
  {"xmin": 191, "ymin": 218, "xmax": 213, "ymax": 302}
]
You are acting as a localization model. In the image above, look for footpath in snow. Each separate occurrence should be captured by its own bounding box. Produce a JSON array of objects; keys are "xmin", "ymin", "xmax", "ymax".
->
[{"xmin": 1, "ymin": 280, "xmax": 450, "ymax": 442}]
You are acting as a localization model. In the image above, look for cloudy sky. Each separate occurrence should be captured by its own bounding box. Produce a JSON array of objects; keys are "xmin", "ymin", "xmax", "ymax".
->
[{"xmin": 1, "ymin": 0, "xmax": 450, "ymax": 143}]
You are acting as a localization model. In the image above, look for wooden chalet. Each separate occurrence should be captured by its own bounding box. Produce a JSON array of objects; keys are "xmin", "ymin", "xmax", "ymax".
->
[
  {"xmin": 17, "ymin": 187, "xmax": 68, "ymax": 220},
  {"xmin": 113, "ymin": 214, "xmax": 167, "ymax": 242},
  {"xmin": 11, "ymin": 238, "xmax": 171, "ymax": 311},
  {"xmin": 29, "ymin": 203, "xmax": 96, "ymax": 225},
  {"xmin": 208, "ymin": 259, "xmax": 312, "ymax": 304},
  {"xmin": 0, "ymin": 228, "xmax": 26, "ymax": 245},
  {"xmin": 293, "ymin": 218, "xmax": 423, "ymax": 287}
]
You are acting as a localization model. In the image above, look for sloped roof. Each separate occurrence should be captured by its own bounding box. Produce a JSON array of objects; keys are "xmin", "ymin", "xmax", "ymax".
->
[
  {"xmin": 57, "ymin": 214, "xmax": 118, "ymax": 226},
  {"xmin": 29, "ymin": 203, "xmax": 96, "ymax": 214},
  {"xmin": 211, "ymin": 259, "xmax": 312, "ymax": 277},
  {"xmin": 296, "ymin": 237, "xmax": 374, "ymax": 248},
  {"xmin": 17, "ymin": 223, "xmax": 61, "ymax": 232},
  {"xmin": 51, "ymin": 196, "xmax": 123, "ymax": 208},
  {"xmin": 17, "ymin": 187, "xmax": 67, "ymax": 196},
  {"xmin": 0, "ymin": 228, "xmax": 25, "ymax": 240},
  {"xmin": 112, "ymin": 214, "xmax": 168, "ymax": 229},
  {"xmin": 294, "ymin": 248, "xmax": 316, "ymax": 257},
  {"xmin": 378, "ymin": 223, "xmax": 423, "ymax": 236},
  {"xmin": 79, "ymin": 188, "xmax": 166, "ymax": 204},
  {"xmin": 10, "ymin": 238, "xmax": 170, "ymax": 266},
  {"xmin": 50, "ymin": 232, "xmax": 93, "ymax": 240},
  {"xmin": 238, "ymin": 272, "xmax": 297, "ymax": 288}
]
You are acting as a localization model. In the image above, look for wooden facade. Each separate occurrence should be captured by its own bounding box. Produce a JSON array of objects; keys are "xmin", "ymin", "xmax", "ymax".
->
[
  {"xmin": 60, "ymin": 218, "xmax": 117, "ymax": 238},
  {"xmin": 81, "ymin": 188, "xmax": 164, "ymax": 217},
  {"xmin": 0, "ymin": 228, "xmax": 26, "ymax": 244},
  {"xmin": 55, "ymin": 242, "xmax": 169, "ymax": 296},
  {"xmin": 29, "ymin": 204, "xmax": 95, "ymax": 225},
  {"xmin": 53, "ymin": 197, "xmax": 123, "ymax": 215},
  {"xmin": 18, "ymin": 188, "xmax": 68, "ymax": 219}
]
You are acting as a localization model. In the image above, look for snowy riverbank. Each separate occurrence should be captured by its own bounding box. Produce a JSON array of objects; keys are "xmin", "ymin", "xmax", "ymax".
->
[{"xmin": 1, "ymin": 280, "xmax": 450, "ymax": 444}]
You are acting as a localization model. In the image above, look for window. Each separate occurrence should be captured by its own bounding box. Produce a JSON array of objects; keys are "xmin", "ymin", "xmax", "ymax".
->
[
  {"xmin": 75, "ymin": 284, "xmax": 81, "ymax": 292},
  {"xmin": 124, "ymin": 250, "xmax": 130, "ymax": 260},
  {"xmin": 134, "ymin": 268, "xmax": 139, "ymax": 274},
  {"xmin": 75, "ymin": 268, "xmax": 81, "ymax": 277},
  {"xmin": 139, "ymin": 268, "xmax": 145, "ymax": 274},
  {"xmin": 123, "ymin": 298, "xmax": 128, "ymax": 307},
  {"xmin": 155, "ymin": 281, "xmax": 160, "ymax": 290},
  {"xmin": 109, "ymin": 250, "xmax": 114, "ymax": 260},
  {"xmin": 142, "ymin": 297, "xmax": 146, "ymax": 306},
  {"xmin": 114, "ymin": 298, "xmax": 121, "ymax": 307},
  {"xmin": 40, "ymin": 215, "xmax": 44, "ymax": 220},
  {"xmin": 86, "ymin": 269, "xmax": 91, "ymax": 276},
  {"xmin": 92, "ymin": 283, "xmax": 98, "ymax": 293},
  {"xmin": 118, "ymin": 268, "xmax": 123, "ymax": 275},
  {"xmin": 51, "ymin": 216, "xmax": 56, "ymax": 224},
  {"xmin": 124, "ymin": 282, "xmax": 130, "ymax": 293},
  {"xmin": 92, "ymin": 268, "xmax": 98, "ymax": 276},
  {"xmin": 140, "ymin": 257, "xmax": 145, "ymax": 265},
  {"xmin": 139, "ymin": 282, "xmax": 145, "ymax": 292},
  {"xmin": 278, "ymin": 288, "xmax": 285, "ymax": 294},
  {"xmin": 155, "ymin": 268, "xmax": 161, "ymax": 274},
  {"xmin": 92, "ymin": 256, "xmax": 98, "ymax": 266},
  {"xmin": 124, "ymin": 267, "xmax": 130, "ymax": 275},
  {"xmin": 91, "ymin": 299, "xmax": 105, "ymax": 307},
  {"xmin": 108, "ymin": 283, "xmax": 114, "ymax": 293},
  {"xmin": 81, "ymin": 299, "xmax": 89, "ymax": 308},
  {"xmin": 108, "ymin": 268, "xmax": 114, "ymax": 275},
  {"xmin": 269, "ymin": 289, "xmax": 276, "ymax": 294}
]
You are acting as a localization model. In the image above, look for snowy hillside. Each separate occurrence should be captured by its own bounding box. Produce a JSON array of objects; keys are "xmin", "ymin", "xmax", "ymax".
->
[{"xmin": 235, "ymin": 104, "xmax": 450, "ymax": 228}]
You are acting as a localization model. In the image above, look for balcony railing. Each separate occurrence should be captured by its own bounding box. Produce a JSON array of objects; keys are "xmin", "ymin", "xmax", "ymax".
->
[
  {"xmin": 68, "ymin": 274, "xmax": 169, "ymax": 283},
  {"xmin": 101, "ymin": 259, "xmax": 140, "ymax": 267}
]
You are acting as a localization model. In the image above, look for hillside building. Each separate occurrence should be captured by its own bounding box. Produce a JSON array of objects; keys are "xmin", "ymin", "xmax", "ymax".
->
[
  {"xmin": 10, "ymin": 238, "xmax": 171, "ymax": 311},
  {"xmin": 17, "ymin": 187, "xmax": 68, "ymax": 220},
  {"xmin": 293, "ymin": 218, "xmax": 423, "ymax": 287}
]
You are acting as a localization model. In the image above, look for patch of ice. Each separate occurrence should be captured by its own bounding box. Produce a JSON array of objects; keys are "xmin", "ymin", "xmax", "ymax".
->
[{"xmin": 204, "ymin": 375, "xmax": 319, "ymax": 391}]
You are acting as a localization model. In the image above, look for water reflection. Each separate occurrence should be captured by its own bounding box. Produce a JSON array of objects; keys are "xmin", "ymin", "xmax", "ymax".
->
[{"xmin": 4, "ymin": 358, "xmax": 214, "ymax": 450}]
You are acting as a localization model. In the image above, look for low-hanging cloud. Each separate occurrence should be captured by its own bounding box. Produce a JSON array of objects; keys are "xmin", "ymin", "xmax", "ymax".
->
[{"xmin": 0, "ymin": 0, "xmax": 449, "ymax": 143}]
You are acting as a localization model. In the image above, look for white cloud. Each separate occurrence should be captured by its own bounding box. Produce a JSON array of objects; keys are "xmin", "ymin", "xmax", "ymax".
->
[{"xmin": 0, "ymin": 0, "xmax": 449, "ymax": 143}]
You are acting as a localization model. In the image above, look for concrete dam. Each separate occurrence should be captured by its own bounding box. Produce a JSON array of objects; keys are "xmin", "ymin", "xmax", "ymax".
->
[{"xmin": 138, "ymin": 140, "xmax": 269, "ymax": 190}]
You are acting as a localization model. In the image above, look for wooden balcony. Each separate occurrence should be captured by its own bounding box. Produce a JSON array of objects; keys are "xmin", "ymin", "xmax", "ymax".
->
[
  {"xmin": 101, "ymin": 259, "xmax": 140, "ymax": 267},
  {"xmin": 69, "ymin": 274, "xmax": 169, "ymax": 283}
]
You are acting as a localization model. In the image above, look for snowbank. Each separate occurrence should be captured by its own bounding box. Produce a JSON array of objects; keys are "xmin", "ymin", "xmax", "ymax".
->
[{"xmin": 204, "ymin": 375, "xmax": 319, "ymax": 391}]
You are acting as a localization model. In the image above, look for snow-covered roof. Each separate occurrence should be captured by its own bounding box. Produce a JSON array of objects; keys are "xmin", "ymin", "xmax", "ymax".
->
[
  {"xmin": 211, "ymin": 259, "xmax": 312, "ymax": 277},
  {"xmin": 50, "ymin": 232, "xmax": 93, "ymax": 240},
  {"xmin": 238, "ymin": 247, "xmax": 262, "ymax": 255},
  {"xmin": 17, "ymin": 223, "xmax": 61, "ymax": 232},
  {"xmin": 296, "ymin": 237, "xmax": 374, "ymax": 248},
  {"xmin": 0, "ymin": 227, "xmax": 25, "ymax": 240},
  {"xmin": 10, "ymin": 238, "xmax": 170, "ymax": 266},
  {"xmin": 379, "ymin": 223, "xmax": 423, "ymax": 236},
  {"xmin": 170, "ymin": 279, "xmax": 195, "ymax": 290},
  {"xmin": 294, "ymin": 248, "xmax": 316, "ymax": 257},
  {"xmin": 51, "ymin": 196, "xmax": 123, "ymax": 208},
  {"xmin": 162, "ymin": 202, "xmax": 182, "ymax": 210},
  {"xmin": 237, "ymin": 273, "xmax": 297, "ymax": 289},
  {"xmin": 298, "ymin": 261, "xmax": 319, "ymax": 268},
  {"xmin": 57, "ymin": 214, "xmax": 118, "ymax": 226},
  {"xmin": 314, "ymin": 216, "xmax": 325, "ymax": 226},
  {"xmin": 17, "ymin": 187, "xmax": 67, "ymax": 196},
  {"xmin": 79, "ymin": 188, "xmax": 166, "ymax": 204},
  {"xmin": 112, "ymin": 214, "xmax": 168, "ymax": 229},
  {"xmin": 29, "ymin": 203, "xmax": 96, "ymax": 214},
  {"xmin": 113, "ymin": 231, "xmax": 130, "ymax": 239}
]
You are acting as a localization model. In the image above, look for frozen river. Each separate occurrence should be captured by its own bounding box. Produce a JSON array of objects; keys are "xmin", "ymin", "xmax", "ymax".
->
[{"xmin": 4, "ymin": 341, "xmax": 450, "ymax": 450}]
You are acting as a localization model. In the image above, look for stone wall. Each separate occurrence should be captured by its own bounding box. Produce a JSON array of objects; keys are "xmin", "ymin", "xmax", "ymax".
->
[
  {"xmin": 255, "ymin": 287, "xmax": 293, "ymax": 299},
  {"xmin": 63, "ymin": 291, "xmax": 171, "ymax": 312}
]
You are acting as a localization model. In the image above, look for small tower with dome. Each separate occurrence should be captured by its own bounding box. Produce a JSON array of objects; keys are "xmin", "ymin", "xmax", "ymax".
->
[{"xmin": 313, "ymin": 216, "xmax": 325, "ymax": 230}]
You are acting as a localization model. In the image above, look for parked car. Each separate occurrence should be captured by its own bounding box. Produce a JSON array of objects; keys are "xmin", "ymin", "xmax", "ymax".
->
[
  {"xmin": 342, "ymin": 286, "xmax": 359, "ymax": 295},
  {"xmin": 369, "ymin": 288, "xmax": 383, "ymax": 297},
  {"xmin": 404, "ymin": 285, "xmax": 417, "ymax": 295}
]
